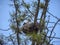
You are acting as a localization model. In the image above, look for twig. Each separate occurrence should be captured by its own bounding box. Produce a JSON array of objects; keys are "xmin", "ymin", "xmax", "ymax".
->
[
  {"xmin": 47, "ymin": 36, "xmax": 60, "ymax": 39},
  {"xmin": 46, "ymin": 21, "xmax": 60, "ymax": 25},
  {"xmin": 0, "ymin": 28, "xmax": 10, "ymax": 31},
  {"xmin": 47, "ymin": 11, "xmax": 60, "ymax": 20},
  {"xmin": 50, "ymin": 20, "xmax": 59, "ymax": 38},
  {"xmin": 47, "ymin": 20, "xmax": 60, "ymax": 45}
]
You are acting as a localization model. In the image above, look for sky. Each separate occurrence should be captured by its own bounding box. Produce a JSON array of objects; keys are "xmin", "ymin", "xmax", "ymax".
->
[
  {"xmin": 0, "ymin": 0, "xmax": 60, "ymax": 45},
  {"xmin": 0, "ymin": 0, "xmax": 12, "ymax": 36}
]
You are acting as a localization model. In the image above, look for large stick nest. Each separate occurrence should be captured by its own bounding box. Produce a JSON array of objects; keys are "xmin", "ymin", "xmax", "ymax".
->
[{"xmin": 21, "ymin": 22, "xmax": 40, "ymax": 34}]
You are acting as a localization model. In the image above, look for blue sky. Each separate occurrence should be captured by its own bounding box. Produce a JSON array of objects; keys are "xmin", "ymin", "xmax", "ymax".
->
[
  {"xmin": 0, "ymin": 0, "xmax": 60, "ymax": 45},
  {"xmin": 48, "ymin": 0, "xmax": 60, "ymax": 45}
]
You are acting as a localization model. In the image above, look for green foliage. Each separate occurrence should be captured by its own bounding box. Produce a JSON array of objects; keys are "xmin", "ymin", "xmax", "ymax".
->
[
  {"xmin": 39, "ymin": 3, "xmax": 45, "ymax": 8},
  {"xmin": 17, "ymin": 14, "xmax": 26, "ymax": 22},
  {"xmin": 23, "ymin": 3, "xmax": 30, "ymax": 9},
  {"xmin": 10, "ymin": 24, "xmax": 17, "ymax": 31},
  {"xmin": 26, "ymin": 32, "xmax": 45, "ymax": 43}
]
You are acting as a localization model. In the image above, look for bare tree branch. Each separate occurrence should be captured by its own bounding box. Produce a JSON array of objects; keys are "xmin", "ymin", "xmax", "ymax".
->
[
  {"xmin": 0, "ymin": 28, "xmax": 10, "ymax": 31},
  {"xmin": 47, "ymin": 36, "xmax": 60, "ymax": 39},
  {"xmin": 13, "ymin": 0, "xmax": 20, "ymax": 45},
  {"xmin": 34, "ymin": 0, "xmax": 40, "ymax": 25},
  {"xmin": 46, "ymin": 21, "xmax": 60, "ymax": 25},
  {"xmin": 47, "ymin": 20, "xmax": 60, "ymax": 45},
  {"xmin": 39, "ymin": 0, "xmax": 50, "ymax": 45},
  {"xmin": 47, "ymin": 11, "xmax": 60, "ymax": 20},
  {"xmin": 39, "ymin": 0, "xmax": 49, "ymax": 33}
]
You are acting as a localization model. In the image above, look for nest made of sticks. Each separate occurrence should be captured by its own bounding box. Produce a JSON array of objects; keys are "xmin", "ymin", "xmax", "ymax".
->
[{"xmin": 22, "ymin": 22, "xmax": 40, "ymax": 34}]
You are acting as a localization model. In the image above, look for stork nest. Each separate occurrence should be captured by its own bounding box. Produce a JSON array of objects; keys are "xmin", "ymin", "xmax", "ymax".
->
[{"xmin": 22, "ymin": 23, "xmax": 40, "ymax": 34}]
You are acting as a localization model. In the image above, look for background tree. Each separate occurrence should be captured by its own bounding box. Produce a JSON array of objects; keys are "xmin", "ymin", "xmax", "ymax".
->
[{"xmin": 0, "ymin": 0, "xmax": 60, "ymax": 45}]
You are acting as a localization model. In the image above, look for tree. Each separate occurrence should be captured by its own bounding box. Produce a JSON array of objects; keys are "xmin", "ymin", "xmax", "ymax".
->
[
  {"xmin": 0, "ymin": 34, "xmax": 7, "ymax": 45},
  {"xmin": 0, "ymin": 0, "xmax": 59, "ymax": 45}
]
